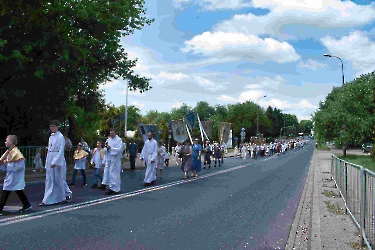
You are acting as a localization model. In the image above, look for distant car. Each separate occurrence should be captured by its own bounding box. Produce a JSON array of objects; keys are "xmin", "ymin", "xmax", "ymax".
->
[{"xmin": 362, "ymin": 143, "xmax": 373, "ymax": 153}]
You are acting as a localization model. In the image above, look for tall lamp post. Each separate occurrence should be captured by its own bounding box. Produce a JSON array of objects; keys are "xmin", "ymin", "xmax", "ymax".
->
[
  {"xmin": 324, "ymin": 54, "xmax": 344, "ymax": 85},
  {"xmin": 257, "ymin": 95, "xmax": 267, "ymax": 142},
  {"xmin": 124, "ymin": 80, "xmax": 129, "ymax": 138}
]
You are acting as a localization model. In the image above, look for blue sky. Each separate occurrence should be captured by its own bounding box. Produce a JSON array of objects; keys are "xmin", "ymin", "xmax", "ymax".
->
[{"xmin": 100, "ymin": 0, "xmax": 375, "ymax": 122}]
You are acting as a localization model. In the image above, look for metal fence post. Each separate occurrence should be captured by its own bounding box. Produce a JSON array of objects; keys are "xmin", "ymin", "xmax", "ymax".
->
[
  {"xmin": 360, "ymin": 167, "xmax": 366, "ymax": 247},
  {"xmin": 344, "ymin": 161, "xmax": 348, "ymax": 215}
]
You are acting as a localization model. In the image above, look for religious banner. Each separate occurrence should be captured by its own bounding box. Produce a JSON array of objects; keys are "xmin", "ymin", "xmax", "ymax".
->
[
  {"xmin": 171, "ymin": 120, "xmax": 188, "ymax": 143},
  {"xmin": 200, "ymin": 121, "xmax": 212, "ymax": 140},
  {"xmin": 184, "ymin": 112, "xmax": 197, "ymax": 131},
  {"xmin": 218, "ymin": 122, "xmax": 231, "ymax": 144},
  {"xmin": 137, "ymin": 123, "xmax": 160, "ymax": 142}
]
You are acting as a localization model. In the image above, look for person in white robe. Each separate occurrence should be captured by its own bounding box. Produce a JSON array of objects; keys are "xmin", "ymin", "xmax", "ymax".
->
[
  {"xmin": 98, "ymin": 129, "xmax": 123, "ymax": 195},
  {"xmin": 140, "ymin": 133, "xmax": 158, "ymax": 186},
  {"xmin": 175, "ymin": 142, "xmax": 182, "ymax": 166},
  {"xmin": 68, "ymin": 143, "xmax": 89, "ymax": 187},
  {"xmin": 40, "ymin": 120, "xmax": 72, "ymax": 206},
  {"xmin": 0, "ymin": 135, "xmax": 32, "ymax": 215},
  {"xmin": 156, "ymin": 141, "xmax": 166, "ymax": 178},
  {"xmin": 90, "ymin": 140, "xmax": 104, "ymax": 188},
  {"xmin": 33, "ymin": 148, "xmax": 44, "ymax": 172},
  {"xmin": 241, "ymin": 143, "xmax": 247, "ymax": 162}
]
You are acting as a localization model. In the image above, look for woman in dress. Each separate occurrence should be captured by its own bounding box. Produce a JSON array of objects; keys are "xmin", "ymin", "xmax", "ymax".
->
[
  {"xmin": 181, "ymin": 140, "xmax": 193, "ymax": 180},
  {"xmin": 191, "ymin": 139, "xmax": 202, "ymax": 178},
  {"xmin": 156, "ymin": 140, "xmax": 166, "ymax": 178}
]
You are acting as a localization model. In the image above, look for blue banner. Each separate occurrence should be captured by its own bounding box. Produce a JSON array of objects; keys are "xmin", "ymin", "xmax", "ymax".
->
[
  {"xmin": 184, "ymin": 112, "xmax": 197, "ymax": 131},
  {"xmin": 171, "ymin": 120, "xmax": 188, "ymax": 143},
  {"xmin": 137, "ymin": 123, "xmax": 160, "ymax": 142}
]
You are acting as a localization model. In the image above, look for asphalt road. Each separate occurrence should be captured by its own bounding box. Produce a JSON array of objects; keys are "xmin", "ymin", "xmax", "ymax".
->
[{"xmin": 0, "ymin": 143, "xmax": 313, "ymax": 250}]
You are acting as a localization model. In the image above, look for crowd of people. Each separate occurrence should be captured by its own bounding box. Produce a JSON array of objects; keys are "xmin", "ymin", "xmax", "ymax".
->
[
  {"xmin": 0, "ymin": 118, "xmax": 307, "ymax": 216},
  {"xmin": 234, "ymin": 139, "xmax": 308, "ymax": 162}
]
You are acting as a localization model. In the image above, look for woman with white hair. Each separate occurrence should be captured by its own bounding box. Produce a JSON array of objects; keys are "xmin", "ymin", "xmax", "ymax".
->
[{"xmin": 156, "ymin": 140, "xmax": 166, "ymax": 178}]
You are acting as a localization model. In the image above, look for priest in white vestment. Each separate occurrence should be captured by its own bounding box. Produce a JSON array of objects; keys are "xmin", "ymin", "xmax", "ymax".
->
[
  {"xmin": 140, "ymin": 133, "xmax": 158, "ymax": 186},
  {"xmin": 40, "ymin": 120, "xmax": 72, "ymax": 206},
  {"xmin": 0, "ymin": 135, "xmax": 32, "ymax": 215},
  {"xmin": 98, "ymin": 129, "xmax": 123, "ymax": 195}
]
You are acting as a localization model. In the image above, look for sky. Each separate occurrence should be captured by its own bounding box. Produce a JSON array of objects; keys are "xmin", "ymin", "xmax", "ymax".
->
[{"xmin": 99, "ymin": 0, "xmax": 375, "ymax": 122}]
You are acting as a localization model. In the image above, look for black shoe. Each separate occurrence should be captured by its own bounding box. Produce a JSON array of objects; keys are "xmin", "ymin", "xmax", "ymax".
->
[
  {"xmin": 105, "ymin": 190, "xmax": 118, "ymax": 195},
  {"xmin": 209, "ymin": 165, "xmax": 211, "ymax": 169},
  {"xmin": 97, "ymin": 185, "xmax": 106, "ymax": 190},
  {"xmin": 219, "ymin": 165, "xmax": 221, "ymax": 167},
  {"xmin": 66, "ymin": 196, "xmax": 72, "ymax": 203},
  {"xmin": 214, "ymin": 165, "xmax": 216, "ymax": 168},
  {"xmin": 91, "ymin": 184, "xmax": 98, "ymax": 188},
  {"xmin": 203, "ymin": 167, "xmax": 206, "ymax": 169},
  {"xmin": 143, "ymin": 182, "xmax": 151, "ymax": 187},
  {"xmin": 19, "ymin": 205, "xmax": 32, "ymax": 212},
  {"xmin": 151, "ymin": 180, "xmax": 156, "ymax": 184},
  {"xmin": 82, "ymin": 183, "xmax": 87, "ymax": 188},
  {"xmin": 68, "ymin": 183, "xmax": 75, "ymax": 187}
]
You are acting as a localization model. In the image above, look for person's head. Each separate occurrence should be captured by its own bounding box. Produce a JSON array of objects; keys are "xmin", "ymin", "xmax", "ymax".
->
[
  {"xmin": 158, "ymin": 140, "xmax": 163, "ymax": 146},
  {"xmin": 5, "ymin": 135, "xmax": 17, "ymax": 148},
  {"xmin": 96, "ymin": 140, "xmax": 102, "ymax": 148},
  {"xmin": 147, "ymin": 132, "xmax": 152, "ymax": 140},
  {"xmin": 77, "ymin": 143, "xmax": 83, "ymax": 150},
  {"xmin": 206, "ymin": 141, "xmax": 209, "ymax": 145},
  {"xmin": 177, "ymin": 142, "xmax": 181, "ymax": 146},
  {"xmin": 194, "ymin": 139, "xmax": 199, "ymax": 144},
  {"xmin": 49, "ymin": 120, "xmax": 60, "ymax": 133},
  {"xmin": 131, "ymin": 139, "xmax": 134, "ymax": 143},
  {"xmin": 184, "ymin": 140, "xmax": 190, "ymax": 146},
  {"xmin": 109, "ymin": 128, "xmax": 116, "ymax": 138}
]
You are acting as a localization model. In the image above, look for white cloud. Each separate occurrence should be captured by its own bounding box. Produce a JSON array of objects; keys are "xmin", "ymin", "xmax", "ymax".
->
[
  {"xmin": 194, "ymin": 75, "xmax": 227, "ymax": 92},
  {"xmin": 99, "ymin": 80, "xmax": 119, "ymax": 90},
  {"xmin": 299, "ymin": 60, "xmax": 326, "ymax": 71},
  {"xmin": 213, "ymin": 0, "xmax": 375, "ymax": 41},
  {"xmin": 260, "ymin": 98, "xmax": 293, "ymax": 110},
  {"xmin": 321, "ymin": 30, "xmax": 375, "ymax": 78},
  {"xmin": 130, "ymin": 101, "xmax": 144, "ymax": 109},
  {"xmin": 297, "ymin": 116, "xmax": 313, "ymax": 122},
  {"xmin": 295, "ymin": 100, "xmax": 317, "ymax": 109},
  {"xmin": 158, "ymin": 71, "xmax": 189, "ymax": 81},
  {"xmin": 120, "ymin": 90, "xmax": 143, "ymax": 96},
  {"xmin": 173, "ymin": 0, "xmax": 252, "ymax": 10},
  {"xmin": 182, "ymin": 32, "xmax": 300, "ymax": 63},
  {"xmin": 172, "ymin": 102, "xmax": 183, "ymax": 108},
  {"xmin": 218, "ymin": 95, "xmax": 237, "ymax": 103},
  {"xmin": 245, "ymin": 84, "xmax": 260, "ymax": 89}
]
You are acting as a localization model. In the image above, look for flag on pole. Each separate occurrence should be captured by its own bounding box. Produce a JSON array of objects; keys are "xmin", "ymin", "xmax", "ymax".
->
[{"xmin": 184, "ymin": 112, "xmax": 197, "ymax": 131}]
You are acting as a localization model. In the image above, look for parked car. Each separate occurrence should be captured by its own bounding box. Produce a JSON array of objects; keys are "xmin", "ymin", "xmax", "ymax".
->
[{"xmin": 362, "ymin": 143, "xmax": 373, "ymax": 153}]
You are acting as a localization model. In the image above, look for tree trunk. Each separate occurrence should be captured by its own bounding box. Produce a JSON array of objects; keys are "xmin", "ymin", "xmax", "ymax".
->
[{"xmin": 343, "ymin": 146, "xmax": 347, "ymax": 157}]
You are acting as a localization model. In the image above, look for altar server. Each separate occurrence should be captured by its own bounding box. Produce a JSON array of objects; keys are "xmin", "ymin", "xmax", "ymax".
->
[{"xmin": 140, "ymin": 133, "xmax": 158, "ymax": 186}]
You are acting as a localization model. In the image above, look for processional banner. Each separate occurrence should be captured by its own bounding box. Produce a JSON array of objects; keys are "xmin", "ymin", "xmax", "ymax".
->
[
  {"xmin": 200, "ymin": 121, "xmax": 212, "ymax": 140},
  {"xmin": 184, "ymin": 112, "xmax": 197, "ymax": 131},
  {"xmin": 171, "ymin": 120, "xmax": 188, "ymax": 143},
  {"xmin": 218, "ymin": 122, "xmax": 231, "ymax": 144},
  {"xmin": 137, "ymin": 123, "xmax": 160, "ymax": 142}
]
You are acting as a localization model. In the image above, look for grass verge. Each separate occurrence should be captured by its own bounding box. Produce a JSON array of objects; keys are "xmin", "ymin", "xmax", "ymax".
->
[
  {"xmin": 322, "ymin": 190, "xmax": 339, "ymax": 198},
  {"xmin": 336, "ymin": 155, "xmax": 375, "ymax": 173},
  {"xmin": 316, "ymin": 143, "xmax": 330, "ymax": 151}
]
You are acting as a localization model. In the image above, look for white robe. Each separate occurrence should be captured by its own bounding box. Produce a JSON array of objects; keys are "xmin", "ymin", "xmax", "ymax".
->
[
  {"xmin": 102, "ymin": 136, "xmax": 123, "ymax": 192},
  {"xmin": 34, "ymin": 153, "xmax": 44, "ymax": 169},
  {"xmin": 0, "ymin": 157, "xmax": 26, "ymax": 191},
  {"xmin": 43, "ymin": 131, "xmax": 72, "ymax": 205},
  {"xmin": 140, "ymin": 139, "xmax": 158, "ymax": 183}
]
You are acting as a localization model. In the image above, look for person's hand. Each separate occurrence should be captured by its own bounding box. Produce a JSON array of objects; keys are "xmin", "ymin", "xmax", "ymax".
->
[
  {"xmin": 140, "ymin": 158, "xmax": 144, "ymax": 161},
  {"xmin": 107, "ymin": 144, "xmax": 111, "ymax": 149},
  {"xmin": 51, "ymin": 165, "xmax": 56, "ymax": 168},
  {"xmin": 151, "ymin": 160, "xmax": 155, "ymax": 164}
]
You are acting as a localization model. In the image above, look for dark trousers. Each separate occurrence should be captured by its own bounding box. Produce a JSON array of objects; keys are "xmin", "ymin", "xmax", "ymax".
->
[
  {"xmin": 0, "ymin": 190, "xmax": 30, "ymax": 212},
  {"xmin": 72, "ymin": 169, "xmax": 87, "ymax": 184},
  {"xmin": 130, "ymin": 155, "xmax": 136, "ymax": 170}
]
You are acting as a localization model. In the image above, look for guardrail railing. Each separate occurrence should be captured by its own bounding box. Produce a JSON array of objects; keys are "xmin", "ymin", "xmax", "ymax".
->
[{"xmin": 331, "ymin": 155, "xmax": 373, "ymax": 249}]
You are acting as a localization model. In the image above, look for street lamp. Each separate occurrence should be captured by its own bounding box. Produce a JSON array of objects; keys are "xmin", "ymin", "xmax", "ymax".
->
[
  {"xmin": 324, "ymin": 54, "xmax": 345, "ymax": 86},
  {"xmin": 124, "ymin": 80, "xmax": 129, "ymax": 138},
  {"xmin": 257, "ymin": 95, "xmax": 267, "ymax": 140}
]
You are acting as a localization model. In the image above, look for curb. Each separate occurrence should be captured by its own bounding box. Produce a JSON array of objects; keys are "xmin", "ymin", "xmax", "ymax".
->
[{"xmin": 311, "ymin": 153, "xmax": 322, "ymax": 249}]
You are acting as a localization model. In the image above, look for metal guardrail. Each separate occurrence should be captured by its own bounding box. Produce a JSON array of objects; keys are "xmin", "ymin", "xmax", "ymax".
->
[
  {"xmin": 0, "ymin": 146, "xmax": 81, "ymax": 169},
  {"xmin": 331, "ymin": 155, "xmax": 373, "ymax": 249}
]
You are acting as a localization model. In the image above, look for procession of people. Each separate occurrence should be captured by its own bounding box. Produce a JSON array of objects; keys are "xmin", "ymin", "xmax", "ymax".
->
[{"xmin": 0, "ymin": 119, "xmax": 308, "ymax": 216}]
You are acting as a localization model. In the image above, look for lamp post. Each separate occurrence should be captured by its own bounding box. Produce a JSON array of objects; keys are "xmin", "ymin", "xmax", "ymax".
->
[
  {"xmin": 257, "ymin": 95, "xmax": 267, "ymax": 141},
  {"xmin": 124, "ymin": 80, "xmax": 129, "ymax": 138},
  {"xmin": 324, "ymin": 54, "xmax": 344, "ymax": 85}
]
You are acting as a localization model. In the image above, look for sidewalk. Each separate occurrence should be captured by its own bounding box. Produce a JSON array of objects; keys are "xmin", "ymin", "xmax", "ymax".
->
[
  {"xmin": 286, "ymin": 148, "xmax": 365, "ymax": 249},
  {"xmin": 1, "ymin": 150, "xmax": 237, "ymax": 184}
]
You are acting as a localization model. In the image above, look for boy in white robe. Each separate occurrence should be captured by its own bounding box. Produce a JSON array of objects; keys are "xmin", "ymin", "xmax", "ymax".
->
[
  {"xmin": 98, "ymin": 129, "xmax": 123, "ymax": 195},
  {"xmin": 90, "ymin": 141, "xmax": 104, "ymax": 188},
  {"xmin": 40, "ymin": 120, "xmax": 72, "ymax": 206},
  {"xmin": 0, "ymin": 135, "xmax": 32, "ymax": 216},
  {"xmin": 140, "ymin": 133, "xmax": 158, "ymax": 186}
]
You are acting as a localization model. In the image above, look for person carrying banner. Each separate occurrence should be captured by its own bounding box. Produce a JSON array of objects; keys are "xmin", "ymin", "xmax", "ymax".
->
[
  {"xmin": 203, "ymin": 141, "xmax": 212, "ymax": 169},
  {"xmin": 140, "ymin": 133, "xmax": 158, "ymax": 186},
  {"xmin": 191, "ymin": 139, "xmax": 202, "ymax": 177},
  {"xmin": 181, "ymin": 140, "xmax": 193, "ymax": 180}
]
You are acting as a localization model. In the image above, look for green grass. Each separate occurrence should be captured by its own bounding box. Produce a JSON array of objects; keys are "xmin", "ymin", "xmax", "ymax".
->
[
  {"xmin": 316, "ymin": 143, "xmax": 330, "ymax": 151},
  {"xmin": 337, "ymin": 155, "xmax": 375, "ymax": 172}
]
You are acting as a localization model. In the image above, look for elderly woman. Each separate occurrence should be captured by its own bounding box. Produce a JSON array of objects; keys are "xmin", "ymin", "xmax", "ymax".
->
[
  {"xmin": 191, "ymin": 139, "xmax": 202, "ymax": 178},
  {"xmin": 181, "ymin": 140, "xmax": 193, "ymax": 180},
  {"xmin": 156, "ymin": 140, "xmax": 166, "ymax": 178}
]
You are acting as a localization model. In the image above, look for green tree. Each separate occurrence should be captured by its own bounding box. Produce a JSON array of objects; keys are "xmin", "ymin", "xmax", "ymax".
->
[{"xmin": 0, "ymin": 0, "xmax": 154, "ymax": 145}]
